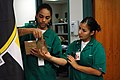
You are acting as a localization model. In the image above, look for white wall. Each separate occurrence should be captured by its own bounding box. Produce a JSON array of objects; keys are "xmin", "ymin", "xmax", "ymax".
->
[
  {"xmin": 69, "ymin": 0, "xmax": 83, "ymax": 43},
  {"xmin": 13, "ymin": 0, "xmax": 83, "ymax": 43},
  {"xmin": 49, "ymin": 3, "xmax": 68, "ymax": 23},
  {"xmin": 14, "ymin": 0, "xmax": 36, "ymax": 27}
]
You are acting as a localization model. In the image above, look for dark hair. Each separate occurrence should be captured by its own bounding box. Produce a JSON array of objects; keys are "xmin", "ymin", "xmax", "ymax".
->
[
  {"xmin": 36, "ymin": 3, "xmax": 52, "ymax": 16},
  {"xmin": 35, "ymin": 3, "xmax": 52, "ymax": 26},
  {"xmin": 81, "ymin": 17, "xmax": 101, "ymax": 32}
]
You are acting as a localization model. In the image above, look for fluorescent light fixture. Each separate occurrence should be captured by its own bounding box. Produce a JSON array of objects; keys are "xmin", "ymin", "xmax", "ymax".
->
[{"xmin": 45, "ymin": 0, "xmax": 59, "ymax": 1}]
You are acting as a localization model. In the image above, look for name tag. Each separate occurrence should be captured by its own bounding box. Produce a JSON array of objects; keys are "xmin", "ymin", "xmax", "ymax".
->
[
  {"xmin": 75, "ymin": 51, "xmax": 81, "ymax": 60},
  {"xmin": 38, "ymin": 58, "xmax": 44, "ymax": 66}
]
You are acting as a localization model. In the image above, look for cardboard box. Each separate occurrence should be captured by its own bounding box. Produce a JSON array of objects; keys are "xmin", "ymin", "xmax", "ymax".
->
[{"xmin": 24, "ymin": 40, "xmax": 36, "ymax": 55}]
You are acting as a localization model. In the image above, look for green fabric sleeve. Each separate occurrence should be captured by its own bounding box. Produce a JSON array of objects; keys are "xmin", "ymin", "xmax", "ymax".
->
[{"xmin": 92, "ymin": 43, "xmax": 106, "ymax": 73}]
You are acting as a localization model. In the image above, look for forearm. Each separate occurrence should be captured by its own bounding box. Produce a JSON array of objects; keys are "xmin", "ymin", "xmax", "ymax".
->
[
  {"xmin": 18, "ymin": 28, "xmax": 34, "ymax": 36},
  {"xmin": 49, "ymin": 56, "xmax": 67, "ymax": 66},
  {"xmin": 75, "ymin": 64, "xmax": 102, "ymax": 76}
]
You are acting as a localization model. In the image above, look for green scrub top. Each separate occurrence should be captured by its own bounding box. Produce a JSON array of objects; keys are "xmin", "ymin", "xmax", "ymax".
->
[
  {"xmin": 65, "ymin": 37, "xmax": 106, "ymax": 80},
  {"xmin": 19, "ymin": 26, "xmax": 62, "ymax": 80}
]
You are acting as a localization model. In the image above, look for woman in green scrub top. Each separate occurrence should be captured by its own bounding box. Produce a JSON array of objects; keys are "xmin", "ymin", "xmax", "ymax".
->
[
  {"xmin": 18, "ymin": 3, "xmax": 67, "ymax": 80},
  {"xmin": 66, "ymin": 17, "xmax": 106, "ymax": 80}
]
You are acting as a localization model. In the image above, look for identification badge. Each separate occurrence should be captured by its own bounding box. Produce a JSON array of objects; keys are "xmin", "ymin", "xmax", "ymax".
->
[
  {"xmin": 38, "ymin": 58, "xmax": 44, "ymax": 66},
  {"xmin": 0, "ymin": 57, "xmax": 5, "ymax": 66},
  {"xmin": 75, "ymin": 51, "xmax": 81, "ymax": 60}
]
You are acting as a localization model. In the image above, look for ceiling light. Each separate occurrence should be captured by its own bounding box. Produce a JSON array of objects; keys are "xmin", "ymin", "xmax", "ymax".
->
[{"xmin": 45, "ymin": 0, "xmax": 59, "ymax": 1}]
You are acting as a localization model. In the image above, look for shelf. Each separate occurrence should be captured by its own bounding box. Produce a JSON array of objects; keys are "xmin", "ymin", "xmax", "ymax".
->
[
  {"xmin": 52, "ymin": 22, "xmax": 68, "ymax": 41},
  {"xmin": 53, "ymin": 23, "xmax": 68, "ymax": 33},
  {"xmin": 53, "ymin": 22, "xmax": 68, "ymax": 26}
]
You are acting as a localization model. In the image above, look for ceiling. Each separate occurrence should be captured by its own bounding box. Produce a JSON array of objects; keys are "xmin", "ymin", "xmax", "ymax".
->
[{"xmin": 42, "ymin": 0, "xmax": 67, "ymax": 4}]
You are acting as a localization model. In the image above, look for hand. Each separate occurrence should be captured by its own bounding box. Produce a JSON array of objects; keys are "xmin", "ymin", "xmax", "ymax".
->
[
  {"xmin": 30, "ymin": 47, "xmax": 52, "ymax": 60},
  {"xmin": 32, "ymin": 28, "xmax": 42, "ymax": 38},
  {"xmin": 67, "ymin": 55, "xmax": 79, "ymax": 68},
  {"xmin": 18, "ymin": 28, "xmax": 42, "ymax": 37}
]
